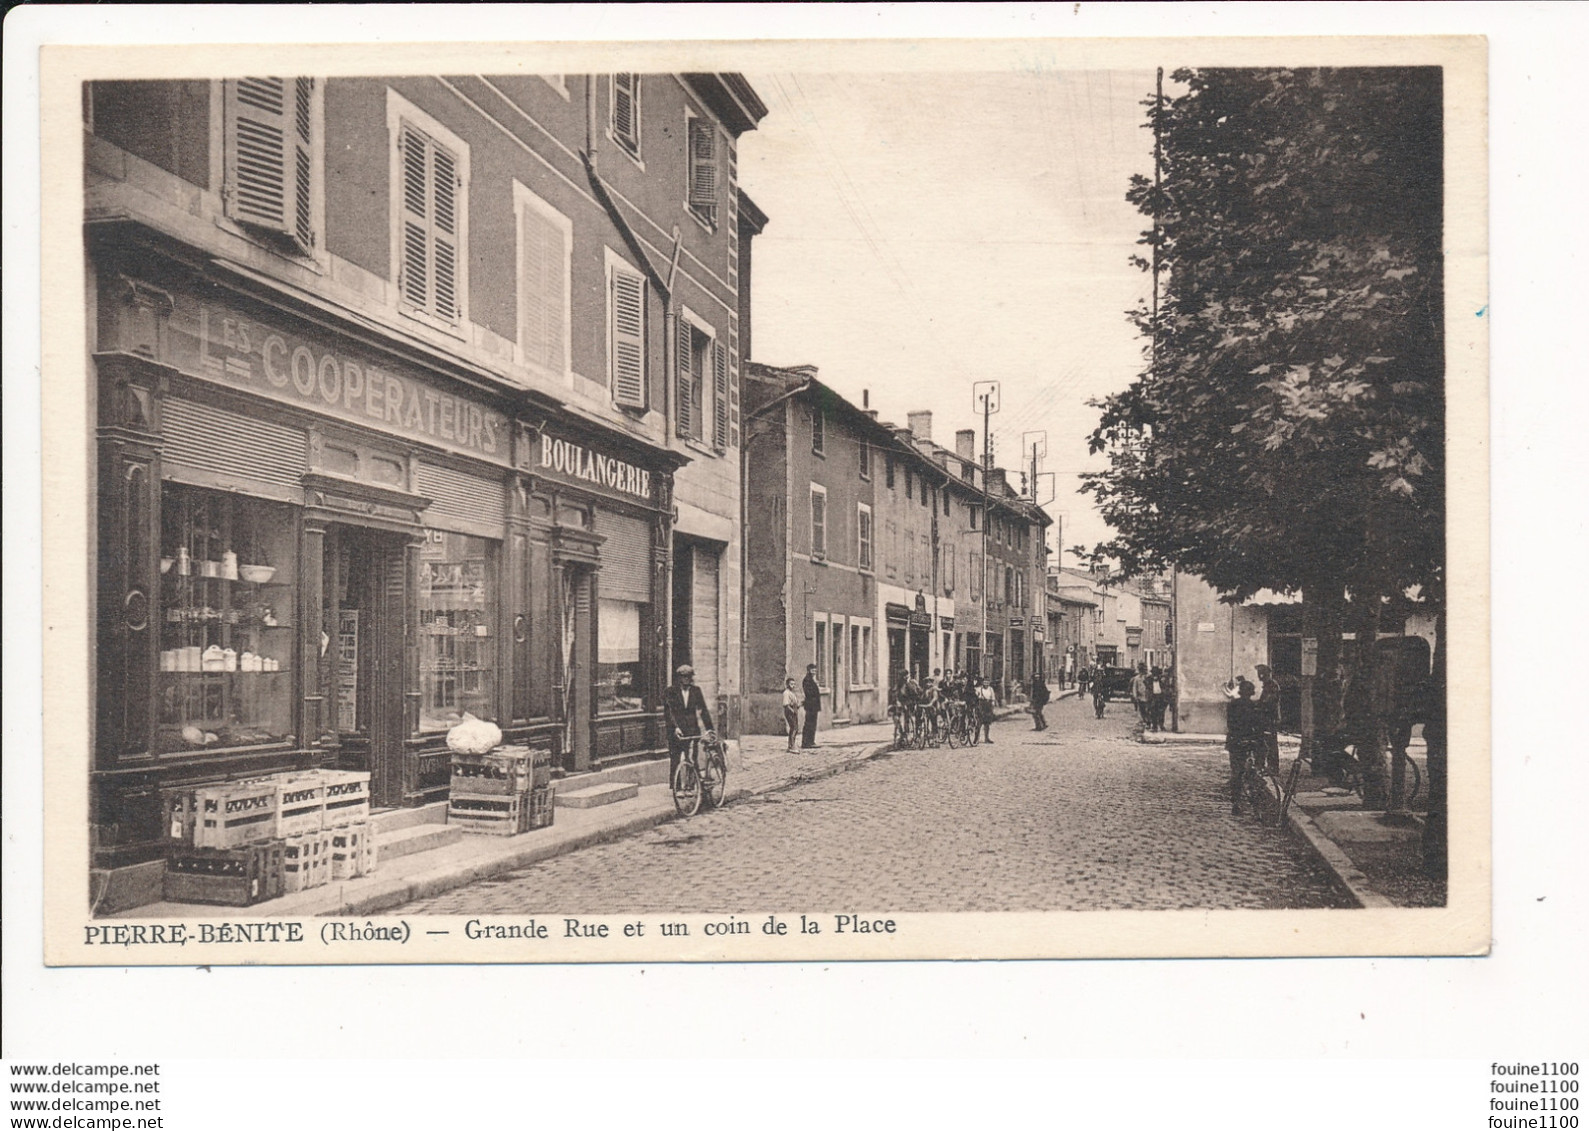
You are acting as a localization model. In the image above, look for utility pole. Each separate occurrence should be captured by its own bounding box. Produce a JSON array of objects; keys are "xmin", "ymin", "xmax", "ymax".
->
[{"xmin": 972, "ymin": 382, "xmax": 1000, "ymax": 680}]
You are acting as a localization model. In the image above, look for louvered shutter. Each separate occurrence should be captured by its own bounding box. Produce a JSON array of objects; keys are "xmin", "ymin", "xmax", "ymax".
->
[
  {"xmin": 675, "ymin": 318, "xmax": 694, "ymax": 439},
  {"xmin": 398, "ymin": 125, "xmax": 431, "ymax": 312},
  {"xmin": 225, "ymin": 78, "xmax": 313, "ymax": 255},
  {"xmin": 432, "ymin": 145, "xmax": 459, "ymax": 321},
  {"xmin": 610, "ymin": 268, "xmax": 646, "ymax": 408},
  {"xmin": 613, "ymin": 74, "xmax": 639, "ymax": 153},
  {"xmin": 399, "ymin": 124, "xmax": 462, "ymax": 324},
  {"xmin": 521, "ymin": 205, "xmax": 566, "ymax": 374},
  {"xmin": 688, "ymin": 118, "xmax": 717, "ymax": 212},
  {"xmin": 711, "ymin": 339, "xmax": 729, "ymax": 451}
]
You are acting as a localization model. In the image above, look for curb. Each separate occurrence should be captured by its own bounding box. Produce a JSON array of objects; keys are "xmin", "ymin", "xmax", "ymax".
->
[{"xmin": 1280, "ymin": 803, "xmax": 1396, "ymax": 910}]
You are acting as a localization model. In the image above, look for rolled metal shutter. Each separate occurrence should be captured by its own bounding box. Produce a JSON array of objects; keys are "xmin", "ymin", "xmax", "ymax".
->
[
  {"xmin": 690, "ymin": 547, "xmax": 720, "ymax": 706},
  {"xmin": 161, "ymin": 398, "xmax": 305, "ymax": 495},
  {"xmin": 418, "ymin": 462, "xmax": 505, "ymax": 537},
  {"xmin": 599, "ymin": 512, "xmax": 653, "ymax": 603}
]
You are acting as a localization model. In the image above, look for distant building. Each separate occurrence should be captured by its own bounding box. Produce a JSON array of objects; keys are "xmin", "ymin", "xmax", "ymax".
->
[{"xmin": 741, "ymin": 367, "xmax": 1051, "ymax": 732}]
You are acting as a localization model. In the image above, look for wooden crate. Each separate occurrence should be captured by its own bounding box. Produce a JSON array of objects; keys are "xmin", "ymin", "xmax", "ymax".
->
[
  {"xmin": 448, "ymin": 792, "xmax": 529, "ymax": 836},
  {"xmin": 164, "ymin": 842, "xmax": 284, "ymax": 907},
  {"xmin": 161, "ymin": 789, "xmax": 198, "ymax": 846},
  {"xmin": 527, "ymin": 786, "xmax": 555, "ymax": 830},
  {"xmin": 321, "ymin": 770, "xmax": 371, "ymax": 828},
  {"xmin": 329, "ymin": 822, "xmax": 376, "ymax": 880},
  {"xmin": 450, "ymin": 749, "xmax": 534, "ymax": 796},
  {"xmin": 282, "ymin": 829, "xmax": 332, "ymax": 892},
  {"xmin": 194, "ymin": 780, "xmax": 280, "ymax": 849},
  {"xmin": 275, "ymin": 778, "xmax": 327, "ymax": 838}
]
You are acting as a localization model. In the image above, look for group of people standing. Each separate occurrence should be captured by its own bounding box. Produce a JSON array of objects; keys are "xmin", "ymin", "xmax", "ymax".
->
[
  {"xmin": 780, "ymin": 665, "xmax": 825, "ymax": 753},
  {"xmin": 1130, "ymin": 665, "xmax": 1173, "ymax": 732}
]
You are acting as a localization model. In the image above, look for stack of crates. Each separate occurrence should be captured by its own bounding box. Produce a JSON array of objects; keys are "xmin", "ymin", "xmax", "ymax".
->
[
  {"xmin": 448, "ymin": 746, "xmax": 555, "ymax": 835},
  {"xmin": 160, "ymin": 768, "xmax": 378, "ymax": 904}
]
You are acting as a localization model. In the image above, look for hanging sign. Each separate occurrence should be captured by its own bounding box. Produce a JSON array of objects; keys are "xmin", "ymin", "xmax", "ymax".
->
[{"xmin": 1301, "ymin": 637, "xmax": 1319, "ymax": 677}]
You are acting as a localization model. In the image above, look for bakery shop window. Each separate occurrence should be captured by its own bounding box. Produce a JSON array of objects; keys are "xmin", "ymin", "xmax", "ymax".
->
[
  {"xmin": 156, "ymin": 484, "xmax": 297, "ymax": 754},
  {"xmin": 418, "ymin": 531, "xmax": 499, "ymax": 732},
  {"xmin": 596, "ymin": 598, "xmax": 646, "ymax": 713}
]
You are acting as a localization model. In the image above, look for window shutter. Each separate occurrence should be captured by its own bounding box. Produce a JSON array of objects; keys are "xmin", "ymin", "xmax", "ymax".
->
[
  {"xmin": 225, "ymin": 78, "xmax": 313, "ymax": 255},
  {"xmin": 398, "ymin": 124, "xmax": 431, "ymax": 311},
  {"xmin": 431, "ymin": 144, "xmax": 460, "ymax": 322},
  {"xmin": 521, "ymin": 205, "xmax": 567, "ymax": 374},
  {"xmin": 613, "ymin": 74, "xmax": 639, "ymax": 152},
  {"xmin": 688, "ymin": 117, "xmax": 717, "ymax": 211},
  {"xmin": 711, "ymin": 340, "xmax": 729, "ymax": 451},
  {"xmin": 675, "ymin": 318, "xmax": 694, "ymax": 438},
  {"xmin": 610, "ymin": 268, "xmax": 646, "ymax": 408},
  {"xmin": 292, "ymin": 79, "xmax": 315, "ymax": 251}
]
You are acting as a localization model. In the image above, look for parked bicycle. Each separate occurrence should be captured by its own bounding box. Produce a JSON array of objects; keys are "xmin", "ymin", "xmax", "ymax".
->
[
  {"xmin": 671, "ymin": 731, "xmax": 728, "ymax": 817},
  {"xmin": 1277, "ymin": 732, "xmax": 1423, "ymax": 827}
]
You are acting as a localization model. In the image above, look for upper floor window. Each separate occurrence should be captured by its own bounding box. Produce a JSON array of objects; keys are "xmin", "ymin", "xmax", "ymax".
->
[
  {"xmin": 678, "ymin": 311, "xmax": 729, "ymax": 450},
  {"xmin": 686, "ymin": 112, "xmax": 719, "ymax": 230},
  {"xmin": 857, "ymin": 504, "xmax": 873, "ymax": 572},
  {"xmin": 389, "ymin": 91, "xmax": 469, "ymax": 330},
  {"xmin": 905, "ymin": 467, "xmax": 914, "ymax": 498},
  {"xmin": 943, "ymin": 487, "xmax": 951, "ymax": 516},
  {"xmin": 607, "ymin": 252, "xmax": 647, "ymax": 409},
  {"xmin": 858, "ymin": 440, "xmax": 871, "ymax": 481},
  {"xmin": 516, "ymin": 183, "xmax": 571, "ymax": 381},
  {"xmin": 225, "ymin": 77, "xmax": 319, "ymax": 256},
  {"xmin": 810, "ymin": 484, "xmax": 828, "ymax": 560},
  {"xmin": 944, "ymin": 549, "xmax": 957, "ymax": 594},
  {"xmin": 885, "ymin": 458, "xmax": 895, "ymax": 490},
  {"xmin": 811, "ymin": 405, "xmax": 825, "ymax": 456},
  {"xmin": 969, "ymin": 505, "xmax": 980, "ymax": 532},
  {"xmin": 611, "ymin": 74, "xmax": 641, "ymax": 159}
]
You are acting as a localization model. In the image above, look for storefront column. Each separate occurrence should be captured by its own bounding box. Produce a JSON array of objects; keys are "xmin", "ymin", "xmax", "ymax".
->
[{"xmin": 298, "ymin": 516, "xmax": 329, "ymax": 760}]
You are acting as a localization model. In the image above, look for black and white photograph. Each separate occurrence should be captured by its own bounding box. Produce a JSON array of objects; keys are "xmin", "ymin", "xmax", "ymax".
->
[
  {"xmin": 34, "ymin": 31, "xmax": 1491, "ymax": 965},
  {"xmin": 13, "ymin": 3, "xmax": 1589, "ymax": 1122}
]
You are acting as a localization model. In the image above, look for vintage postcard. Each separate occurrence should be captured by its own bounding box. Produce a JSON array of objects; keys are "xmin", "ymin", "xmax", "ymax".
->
[{"xmin": 38, "ymin": 34, "xmax": 1488, "ymax": 965}]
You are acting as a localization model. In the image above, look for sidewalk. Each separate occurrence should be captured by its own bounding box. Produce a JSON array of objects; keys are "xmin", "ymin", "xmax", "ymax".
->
[
  {"xmin": 1137, "ymin": 726, "xmax": 1441, "ymax": 908},
  {"xmin": 118, "ymin": 715, "xmax": 919, "ymax": 920}
]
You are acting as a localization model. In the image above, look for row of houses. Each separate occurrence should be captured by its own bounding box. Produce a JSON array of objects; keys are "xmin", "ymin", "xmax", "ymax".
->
[{"xmin": 81, "ymin": 70, "xmax": 1053, "ymax": 880}]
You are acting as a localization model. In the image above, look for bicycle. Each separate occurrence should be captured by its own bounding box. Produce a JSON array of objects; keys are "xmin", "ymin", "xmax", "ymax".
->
[
  {"xmin": 671, "ymin": 731, "xmax": 728, "ymax": 817},
  {"xmin": 1231, "ymin": 736, "xmax": 1280, "ymax": 818},
  {"xmin": 1277, "ymin": 732, "xmax": 1423, "ymax": 826}
]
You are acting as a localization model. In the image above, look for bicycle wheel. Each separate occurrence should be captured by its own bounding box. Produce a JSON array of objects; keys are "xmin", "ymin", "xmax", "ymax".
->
[
  {"xmin": 672, "ymin": 757, "xmax": 703, "ymax": 817},
  {"xmin": 945, "ymin": 712, "xmax": 959, "ymax": 749},
  {"xmin": 702, "ymin": 750, "xmax": 728, "ymax": 809}
]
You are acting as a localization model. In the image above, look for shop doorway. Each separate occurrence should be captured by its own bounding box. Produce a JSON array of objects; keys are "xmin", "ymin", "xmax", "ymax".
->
[
  {"xmin": 887, "ymin": 625, "xmax": 907, "ymax": 694},
  {"xmin": 908, "ymin": 626, "xmax": 929, "ymax": 680},
  {"xmin": 561, "ymin": 565, "xmax": 594, "ymax": 772},
  {"xmin": 326, "ymin": 526, "xmax": 409, "ymax": 809}
]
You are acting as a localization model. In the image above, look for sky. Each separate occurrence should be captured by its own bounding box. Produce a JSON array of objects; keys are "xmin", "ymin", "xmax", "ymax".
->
[{"xmin": 737, "ymin": 68, "xmax": 1159, "ymax": 566}]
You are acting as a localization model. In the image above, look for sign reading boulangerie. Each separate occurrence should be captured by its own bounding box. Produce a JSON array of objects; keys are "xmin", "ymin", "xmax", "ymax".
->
[
  {"xmin": 536, "ymin": 432, "xmax": 652, "ymax": 501},
  {"xmin": 150, "ymin": 287, "xmax": 511, "ymax": 464}
]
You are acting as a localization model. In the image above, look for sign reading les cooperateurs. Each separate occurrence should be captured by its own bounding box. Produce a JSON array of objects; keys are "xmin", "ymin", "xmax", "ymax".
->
[{"xmin": 152, "ymin": 286, "xmax": 512, "ymax": 466}]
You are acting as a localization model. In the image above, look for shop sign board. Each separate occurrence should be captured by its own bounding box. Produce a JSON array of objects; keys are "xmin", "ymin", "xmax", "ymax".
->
[
  {"xmin": 535, "ymin": 431, "xmax": 653, "ymax": 502},
  {"xmin": 1301, "ymin": 636, "xmax": 1318, "ymax": 677},
  {"xmin": 151, "ymin": 285, "xmax": 512, "ymax": 466}
]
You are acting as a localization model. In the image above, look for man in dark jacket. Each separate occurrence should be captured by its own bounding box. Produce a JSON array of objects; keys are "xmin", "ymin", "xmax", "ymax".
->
[
  {"xmin": 800, "ymin": 663, "xmax": 822, "ymax": 748},
  {"xmin": 664, "ymin": 664, "xmax": 715, "ymax": 779},
  {"xmin": 1029, "ymin": 674, "xmax": 1050, "ymax": 731},
  {"xmin": 1226, "ymin": 678, "xmax": 1261, "ymax": 815},
  {"xmin": 1255, "ymin": 664, "xmax": 1281, "ymax": 774}
]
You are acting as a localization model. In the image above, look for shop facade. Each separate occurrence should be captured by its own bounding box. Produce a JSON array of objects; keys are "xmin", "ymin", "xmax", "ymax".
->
[{"xmin": 90, "ymin": 247, "xmax": 680, "ymax": 869}]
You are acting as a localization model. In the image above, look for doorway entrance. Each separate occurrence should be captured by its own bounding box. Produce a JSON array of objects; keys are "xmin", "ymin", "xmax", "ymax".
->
[{"xmin": 325, "ymin": 525, "xmax": 410, "ymax": 809}]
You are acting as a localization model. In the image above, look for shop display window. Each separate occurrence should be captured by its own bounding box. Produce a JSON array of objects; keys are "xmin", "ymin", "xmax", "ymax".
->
[
  {"xmin": 156, "ymin": 484, "xmax": 297, "ymax": 754},
  {"xmin": 597, "ymin": 598, "xmax": 646, "ymax": 713},
  {"xmin": 419, "ymin": 531, "xmax": 498, "ymax": 732}
]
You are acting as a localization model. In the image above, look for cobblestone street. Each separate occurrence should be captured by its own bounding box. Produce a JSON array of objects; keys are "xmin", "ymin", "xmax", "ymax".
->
[{"xmin": 405, "ymin": 695, "xmax": 1351, "ymax": 915}]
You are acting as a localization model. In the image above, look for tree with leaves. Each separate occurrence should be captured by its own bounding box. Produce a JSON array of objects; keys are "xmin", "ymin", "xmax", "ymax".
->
[{"xmin": 1084, "ymin": 67, "xmax": 1444, "ymax": 841}]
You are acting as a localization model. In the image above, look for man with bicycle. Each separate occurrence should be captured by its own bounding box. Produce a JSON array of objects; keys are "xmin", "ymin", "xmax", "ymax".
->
[
  {"xmin": 1226, "ymin": 677, "xmax": 1262, "ymax": 816},
  {"xmin": 664, "ymin": 664, "xmax": 716, "ymax": 779}
]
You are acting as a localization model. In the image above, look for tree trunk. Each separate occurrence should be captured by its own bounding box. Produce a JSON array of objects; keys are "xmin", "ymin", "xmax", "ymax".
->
[
  {"xmin": 1422, "ymin": 606, "xmax": 1447, "ymax": 880},
  {"xmin": 1305, "ymin": 581, "xmax": 1345, "ymax": 780},
  {"xmin": 1352, "ymin": 594, "xmax": 1390, "ymax": 810}
]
